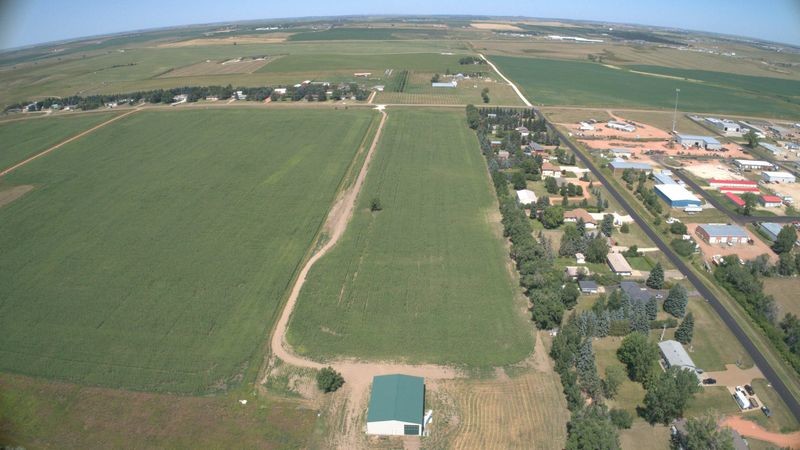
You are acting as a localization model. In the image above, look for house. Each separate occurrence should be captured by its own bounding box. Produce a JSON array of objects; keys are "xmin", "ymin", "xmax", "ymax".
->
[
  {"xmin": 606, "ymin": 120, "xmax": 636, "ymax": 133},
  {"xmin": 675, "ymin": 134, "xmax": 723, "ymax": 150},
  {"xmin": 575, "ymin": 253, "xmax": 586, "ymax": 264},
  {"xmin": 762, "ymin": 171, "xmax": 796, "ymax": 184},
  {"xmin": 497, "ymin": 150, "xmax": 510, "ymax": 160},
  {"xmin": 528, "ymin": 142, "xmax": 545, "ymax": 153},
  {"xmin": 565, "ymin": 266, "xmax": 589, "ymax": 280},
  {"xmin": 559, "ymin": 166, "xmax": 590, "ymax": 175},
  {"xmin": 734, "ymin": 159, "xmax": 774, "ymax": 171},
  {"xmin": 654, "ymin": 184, "xmax": 702, "ymax": 208},
  {"xmin": 541, "ymin": 162, "xmax": 560, "ymax": 178},
  {"xmin": 564, "ymin": 208, "xmax": 597, "ymax": 229},
  {"xmin": 273, "ymin": 88, "xmax": 287, "ymax": 95},
  {"xmin": 579, "ymin": 122, "xmax": 595, "ymax": 131},
  {"xmin": 759, "ymin": 222, "xmax": 784, "ymax": 241},
  {"xmin": 373, "ymin": 85, "xmax": 385, "ymax": 92},
  {"xmin": 620, "ymin": 281, "xmax": 659, "ymax": 303},
  {"xmin": 366, "ymin": 374, "xmax": 424, "ymax": 436},
  {"xmin": 725, "ymin": 192, "xmax": 746, "ymax": 207},
  {"xmin": 608, "ymin": 160, "xmax": 652, "ymax": 173},
  {"xmin": 709, "ymin": 179, "xmax": 758, "ymax": 191},
  {"xmin": 658, "ymin": 340, "xmax": 698, "ymax": 373},
  {"xmin": 490, "ymin": 140, "xmax": 502, "ymax": 147},
  {"xmin": 704, "ymin": 117, "xmax": 742, "ymax": 136},
  {"xmin": 431, "ymin": 81, "xmax": 457, "ymax": 88},
  {"xmin": 515, "ymin": 189, "xmax": 537, "ymax": 206},
  {"xmin": 760, "ymin": 195, "xmax": 783, "ymax": 207},
  {"xmin": 579, "ymin": 280, "xmax": 598, "ymax": 294},
  {"xmin": 610, "ymin": 148, "xmax": 633, "ymax": 158},
  {"xmin": 653, "ymin": 172, "xmax": 677, "ymax": 185},
  {"xmin": 589, "ymin": 212, "xmax": 633, "ymax": 227},
  {"xmin": 515, "ymin": 126, "xmax": 530, "ymax": 137},
  {"xmin": 607, "ymin": 253, "xmax": 632, "ymax": 276},
  {"xmin": 695, "ymin": 224, "xmax": 750, "ymax": 245}
]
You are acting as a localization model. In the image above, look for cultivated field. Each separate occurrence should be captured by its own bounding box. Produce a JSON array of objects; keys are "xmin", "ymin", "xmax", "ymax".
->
[
  {"xmin": 375, "ymin": 71, "xmax": 524, "ymax": 105},
  {"xmin": 287, "ymin": 109, "xmax": 534, "ymax": 366},
  {"xmin": 492, "ymin": 55, "xmax": 800, "ymax": 118},
  {"xmin": 0, "ymin": 108, "xmax": 375, "ymax": 392},
  {"xmin": 158, "ymin": 57, "xmax": 272, "ymax": 77},
  {"xmin": 0, "ymin": 112, "xmax": 118, "ymax": 170}
]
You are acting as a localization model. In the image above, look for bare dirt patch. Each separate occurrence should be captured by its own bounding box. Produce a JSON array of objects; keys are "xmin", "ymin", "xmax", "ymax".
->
[
  {"xmin": 720, "ymin": 415, "xmax": 800, "ymax": 448},
  {"xmin": 684, "ymin": 162, "xmax": 746, "ymax": 181},
  {"xmin": 156, "ymin": 35, "xmax": 290, "ymax": 47},
  {"xmin": 689, "ymin": 223, "xmax": 777, "ymax": 264},
  {"xmin": 471, "ymin": 23, "xmax": 524, "ymax": 31},
  {"xmin": 0, "ymin": 185, "xmax": 34, "ymax": 208}
]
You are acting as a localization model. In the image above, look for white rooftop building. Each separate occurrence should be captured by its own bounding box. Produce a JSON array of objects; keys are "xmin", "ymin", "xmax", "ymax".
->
[
  {"xmin": 516, "ymin": 189, "xmax": 537, "ymax": 206},
  {"xmin": 658, "ymin": 340, "xmax": 698, "ymax": 374},
  {"xmin": 606, "ymin": 120, "xmax": 636, "ymax": 133},
  {"xmin": 762, "ymin": 171, "xmax": 796, "ymax": 184}
]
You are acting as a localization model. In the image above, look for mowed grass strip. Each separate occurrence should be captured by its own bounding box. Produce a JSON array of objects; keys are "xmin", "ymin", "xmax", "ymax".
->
[
  {"xmin": 0, "ymin": 112, "xmax": 118, "ymax": 170},
  {"xmin": 0, "ymin": 108, "xmax": 374, "ymax": 392},
  {"xmin": 288, "ymin": 109, "xmax": 534, "ymax": 366},
  {"xmin": 491, "ymin": 55, "xmax": 800, "ymax": 118}
]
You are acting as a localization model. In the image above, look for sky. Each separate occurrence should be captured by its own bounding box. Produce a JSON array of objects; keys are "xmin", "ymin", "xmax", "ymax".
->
[{"xmin": 1, "ymin": 0, "xmax": 799, "ymax": 50}]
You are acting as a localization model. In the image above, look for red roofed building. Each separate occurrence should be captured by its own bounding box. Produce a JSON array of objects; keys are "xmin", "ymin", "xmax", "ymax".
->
[
  {"xmin": 725, "ymin": 192, "xmax": 746, "ymax": 207},
  {"xmin": 760, "ymin": 195, "xmax": 783, "ymax": 207},
  {"xmin": 719, "ymin": 186, "xmax": 760, "ymax": 193},
  {"xmin": 541, "ymin": 162, "xmax": 560, "ymax": 178},
  {"xmin": 709, "ymin": 179, "xmax": 758, "ymax": 189}
]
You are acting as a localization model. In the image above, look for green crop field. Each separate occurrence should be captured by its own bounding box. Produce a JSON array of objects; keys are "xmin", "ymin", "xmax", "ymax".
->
[
  {"xmin": 258, "ymin": 52, "xmax": 468, "ymax": 74},
  {"xmin": 0, "ymin": 108, "xmax": 375, "ymax": 392},
  {"xmin": 288, "ymin": 27, "xmax": 448, "ymax": 41},
  {"xmin": 0, "ymin": 112, "xmax": 118, "ymax": 170},
  {"xmin": 492, "ymin": 55, "xmax": 800, "ymax": 118},
  {"xmin": 287, "ymin": 109, "xmax": 534, "ymax": 366}
]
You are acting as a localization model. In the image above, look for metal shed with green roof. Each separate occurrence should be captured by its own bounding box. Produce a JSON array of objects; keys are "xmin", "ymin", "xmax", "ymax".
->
[{"xmin": 366, "ymin": 374, "xmax": 425, "ymax": 436}]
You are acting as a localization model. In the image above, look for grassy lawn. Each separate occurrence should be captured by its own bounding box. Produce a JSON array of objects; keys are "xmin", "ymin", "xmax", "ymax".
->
[
  {"xmin": 619, "ymin": 421, "xmax": 671, "ymax": 450},
  {"xmin": 685, "ymin": 386, "xmax": 740, "ymax": 417},
  {"xmin": 0, "ymin": 112, "xmax": 118, "ymax": 170},
  {"xmin": 764, "ymin": 278, "xmax": 800, "ymax": 319},
  {"xmin": 287, "ymin": 109, "xmax": 534, "ymax": 367},
  {"xmin": 683, "ymin": 290, "xmax": 754, "ymax": 371},
  {"xmin": 747, "ymin": 378, "xmax": 800, "ymax": 433},
  {"xmin": 626, "ymin": 255, "xmax": 653, "ymax": 271},
  {"xmin": 0, "ymin": 108, "xmax": 375, "ymax": 392},
  {"xmin": 492, "ymin": 55, "xmax": 800, "ymax": 118}
]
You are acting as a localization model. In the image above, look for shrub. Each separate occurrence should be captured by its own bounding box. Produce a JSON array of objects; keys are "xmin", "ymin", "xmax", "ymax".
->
[
  {"xmin": 620, "ymin": 223, "xmax": 630, "ymax": 233},
  {"xmin": 671, "ymin": 239, "xmax": 695, "ymax": 257},
  {"xmin": 317, "ymin": 366, "xmax": 344, "ymax": 392},
  {"xmin": 609, "ymin": 409, "xmax": 633, "ymax": 429},
  {"xmin": 370, "ymin": 197, "xmax": 383, "ymax": 212}
]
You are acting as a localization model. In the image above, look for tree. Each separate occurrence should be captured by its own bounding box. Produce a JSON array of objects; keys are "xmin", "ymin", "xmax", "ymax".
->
[
  {"xmin": 566, "ymin": 406, "xmax": 620, "ymax": 450},
  {"xmin": 778, "ymin": 251, "xmax": 796, "ymax": 276},
  {"xmin": 664, "ymin": 284, "xmax": 688, "ymax": 318},
  {"xmin": 646, "ymin": 297, "xmax": 658, "ymax": 321},
  {"xmin": 541, "ymin": 206, "xmax": 565, "ymax": 229},
  {"xmin": 740, "ymin": 193, "xmax": 758, "ymax": 216},
  {"xmin": 670, "ymin": 222, "xmax": 688, "ymax": 235},
  {"xmin": 316, "ymin": 367, "xmax": 344, "ymax": 392},
  {"xmin": 562, "ymin": 283, "xmax": 580, "ymax": 309},
  {"xmin": 545, "ymin": 176, "xmax": 559, "ymax": 194},
  {"xmin": 601, "ymin": 214, "xmax": 614, "ymax": 237},
  {"xmin": 744, "ymin": 129, "xmax": 759, "ymax": 148},
  {"xmin": 773, "ymin": 225, "xmax": 798, "ymax": 254},
  {"xmin": 642, "ymin": 367, "xmax": 701, "ymax": 425},
  {"xmin": 623, "ymin": 245, "xmax": 640, "ymax": 258},
  {"xmin": 577, "ymin": 339, "xmax": 602, "ymax": 399},
  {"xmin": 466, "ymin": 104, "xmax": 480, "ymax": 129},
  {"xmin": 609, "ymin": 409, "xmax": 633, "ymax": 429},
  {"xmin": 603, "ymin": 365, "xmax": 625, "ymax": 399},
  {"xmin": 646, "ymin": 263, "xmax": 664, "ymax": 289},
  {"xmin": 620, "ymin": 223, "xmax": 630, "ymax": 234},
  {"xmin": 676, "ymin": 415, "xmax": 735, "ymax": 450},
  {"xmin": 617, "ymin": 332, "xmax": 659, "ymax": 383},
  {"xmin": 532, "ymin": 293, "xmax": 565, "ymax": 330},
  {"xmin": 585, "ymin": 235, "xmax": 609, "ymax": 263},
  {"xmin": 370, "ymin": 197, "xmax": 383, "ymax": 212},
  {"xmin": 431, "ymin": 73, "xmax": 440, "ymax": 83},
  {"xmin": 511, "ymin": 171, "xmax": 527, "ymax": 190},
  {"xmin": 675, "ymin": 312, "xmax": 695, "ymax": 344}
]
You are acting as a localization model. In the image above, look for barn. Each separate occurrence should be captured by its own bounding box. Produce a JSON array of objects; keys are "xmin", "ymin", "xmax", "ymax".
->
[{"xmin": 366, "ymin": 374, "xmax": 425, "ymax": 436}]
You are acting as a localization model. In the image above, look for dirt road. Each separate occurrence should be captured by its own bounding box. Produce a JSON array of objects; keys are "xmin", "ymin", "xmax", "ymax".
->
[
  {"xmin": 0, "ymin": 108, "xmax": 139, "ymax": 177},
  {"xmin": 479, "ymin": 53, "xmax": 532, "ymax": 107},
  {"xmin": 721, "ymin": 416, "xmax": 800, "ymax": 448}
]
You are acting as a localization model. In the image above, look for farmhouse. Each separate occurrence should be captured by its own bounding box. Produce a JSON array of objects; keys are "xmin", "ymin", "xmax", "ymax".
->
[
  {"xmin": 542, "ymin": 162, "xmax": 561, "ymax": 178},
  {"xmin": 654, "ymin": 184, "xmax": 702, "ymax": 208},
  {"xmin": 516, "ymin": 189, "xmax": 537, "ymax": 206},
  {"xmin": 565, "ymin": 266, "xmax": 589, "ymax": 280},
  {"xmin": 610, "ymin": 148, "xmax": 633, "ymax": 158},
  {"xmin": 704, "ymin": 117, "xmax": 742, "ymax": 136},
  {"xmin": 528, "ymin": 142, "xmax": 546, "ymax": 153},
  {"xmin": 607, "ymin": 253, "xmax": 633, "ymax": 276},
  {"xmin": 515, "ymin": 126, "xmax": 530, "ymax": 137},
  {"xmin": 675, "ymin": 134, "xmax": 723, "ymax": 150},
  {"xmin": 759, "ymin": 222, "xmax": 784, "ymax": 241},
  {"xmin": 695, "ymin": 224, "xmax": 750, "ymax": 245},
  {"xmin": 734, "ymin": 159, "xmax": 774, "ymax": 171},
  {"xmin": 608, "ymin": 160, "xmax": 652, "ymax": 173},
  {"xmin": 658, "ymin": 340, "xmax": 698, "ymax": 373},
  {"xmin": 725, "ymin": 192, "xmax": 746, "ymax": 207},
  {"xmin": 606, "ymin": 120, "xmax": 636, "ymax": 133},
  {"xmin": 366, "ymin": 374, "xmax": 425, "ymax": 436},
  {"xmin": 653, "ymin": 171, "xmax": 677, "ymax": 185},
  {"xmin": 760, "ymin": 195, "xmax": 783, "ymax": 207},
  {"xmin": 761, "ymin": 171, "xmax": 796, "ymax": 184},
  {"xmin": 620, "ymin": 281, "xmax": 660, "ymax": 303},
  {"xmin": 564, "ymin": 208, "xmax": 597, "ymax": 228},
  {"xmin": 579, "ymin": 280, "xmax": 599, "ymax": 294},
  {"xmin": 497, "ymin": 150, "xmax": 510, "ymax": 160},
  {"xmin": 431, "ymin": 81, "xmax": 457, "ymax": 88}
]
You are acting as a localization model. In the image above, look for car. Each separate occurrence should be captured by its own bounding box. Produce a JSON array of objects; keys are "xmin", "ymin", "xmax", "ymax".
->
[
  {"xmin": 702, "ymin": 378, "xmax": 717, "ymax": 385},
  {"xmin": 762, "ymin": 406, "xmax": 772, "ymax": 417},
  {"xmin": 749, "ymin": 397, "xmax": 759, "ymax": 408},
  {"xmin": 745, "ymin": 384, "xmax": 755, "ymax": 395}
]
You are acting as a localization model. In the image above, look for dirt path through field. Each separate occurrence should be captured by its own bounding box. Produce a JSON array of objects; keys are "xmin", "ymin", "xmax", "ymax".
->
[
  {"xmin": 0, "ymin": 108, "xmax": 139, "ymax": 177},
  {"xmin": 721, "ymin": 416, "xmax": 800, "ymax": 448},
  {"xmin": 479, "ymin": 53, "xmax": 533, "ymax": 107}
]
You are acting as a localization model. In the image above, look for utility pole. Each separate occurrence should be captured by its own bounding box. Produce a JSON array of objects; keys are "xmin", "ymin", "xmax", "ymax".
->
[{"xmin": 671, "ymin": 88, "xmax": 681, "ymax": 134}]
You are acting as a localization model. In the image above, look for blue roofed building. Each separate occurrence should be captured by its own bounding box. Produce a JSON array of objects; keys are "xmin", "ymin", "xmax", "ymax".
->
[
  {"xmin": 653, "ymin": 172, "xmax": 677, "ymax": 185},
  {"xmin": 608, "ymin": 159, "xmax": 652, "ymax": 173},
  {"xmin": 366, "ymin": 374, "xmax": 425, "ymax": 436},
  {"xmin": 654, "ymin": 184, "xmax": 702, "ymax": 208}
]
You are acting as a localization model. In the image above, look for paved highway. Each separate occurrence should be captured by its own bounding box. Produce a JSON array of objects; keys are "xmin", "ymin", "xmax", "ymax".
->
[{"xmin": 543, "ymin": 114, "xmax": 800, "ymax": 421}]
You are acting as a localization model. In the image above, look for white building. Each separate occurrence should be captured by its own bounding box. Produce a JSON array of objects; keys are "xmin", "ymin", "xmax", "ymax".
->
[
  {"xmin": 366, "ymin": 375, "xmax": 425, "ymax": 436},
  {"xmin": 431, "ymin": 81, "xmax": 457, "ymax": 88},
  {"xmin": 658, "ymin": 340, "xmax": 698, "ymax": 374},
  {"xmin": 675, "ymin": 134, "xmax": 723, "ymax": 150},
  {"xmin": 579, "ymin": 122, "xmax": 595, "ymax": 131},
  {"xmin": 734, "ymin": 159, "xmax": 774, "ymax": 171},
  {"xmin": 516, "ymin": 189, "xmax": 537, "ymax": 206},
  {"xmin": 606, "ymin": 120, "xmax": 636, "ymax": 133},
  {"xmin": 704, "ymin": 117, "xmax": 742, "ymax": 136},
  {"xmin": 762, "ymin": 171, "xmax": 796, "ymax": 184},
  {"xmin": 609, "ymin": 148, "xmax": 633, "ymax": 158}
]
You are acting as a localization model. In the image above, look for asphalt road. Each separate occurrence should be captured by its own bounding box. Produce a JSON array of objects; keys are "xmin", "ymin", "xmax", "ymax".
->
[
  {"xmin": 670, "ymin": 169, "xmax": 800, "ymax": 224},
  {"xmin": 543, "ymin": 114, "xmax": 800, "ymax": 421}
]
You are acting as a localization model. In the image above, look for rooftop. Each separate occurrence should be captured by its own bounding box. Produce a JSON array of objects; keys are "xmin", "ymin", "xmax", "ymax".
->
[
  {"xmin": 709, "ymin": 179, "xmax": 757, "ymax": 185},
  {"xmin": 760, "ymin": 222, "xmax": 784, "ymax": 237},
  {"xmin": 676, "ymin": 134, "xmax": 721, "ymax": 145},
  {"xmin": 658, "ymin": 340, "xmax": 696, "ymax": 370},
  {"xmin": 698, "ymin": 223, "xmax": 749, "ymax": 238},
  {"xmin": 653, "ymin": 172, "xmax": 677, "ymax": 185},
  {"xmin": 761, "ymin": 195, "xmax": 783, "ymax": 203},
  {"xmin": 763, "ymin": 171, "xmax": 796, "ymax": 178},
  {"xmin": 564, "ymin": 208, "xmax": 596, "ymax": 224},
  {"xmin": 609, "ymin": 160, "xmax": 651, "ymax": 171},
  {"xmin": 607, "ymin": 253, "xmax": 632, "ymax": 273},
  {"xmin": 620, "ymin": 281, "xmax": 659, "ymax": 303},
  {"xmin": 654, "ymin": 184, "xmax": 701, "ymax": 203},
  {"xmin": 579, "ymin": 280, "xmax": 598, "ymax": 290},
  {"xmin": 734, "ymin": 159, "xmax": 773, "ymax": 167},
  {"xmin": 367, "ymin": 374, "xmax": 424, "ymax": 424},
  {"xmin": 725, "ymin": 192, "xmax": 745, "ymax": 206}
]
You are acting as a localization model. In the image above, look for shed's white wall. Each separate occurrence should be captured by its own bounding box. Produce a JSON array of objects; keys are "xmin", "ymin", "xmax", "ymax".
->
[{"xmin": 366, "ymin": 420, "xmax": 421, "ymax": 436}]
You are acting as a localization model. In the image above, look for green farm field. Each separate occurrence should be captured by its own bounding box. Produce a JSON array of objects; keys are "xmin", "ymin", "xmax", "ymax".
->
[
  {"xmin": 0, "ymin": 112, "xmax": 118, "ymax": 170},
  {"xmin": 287, "ymin": 109, "xmax": 534, "ymax": 366},
  {"xmin": 492, "ymin": 55, "xmax": 800, "ymax": 118},
  {"xmin": 0, "ymin": 108, "xmax": 375, "ymax": 392}
]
